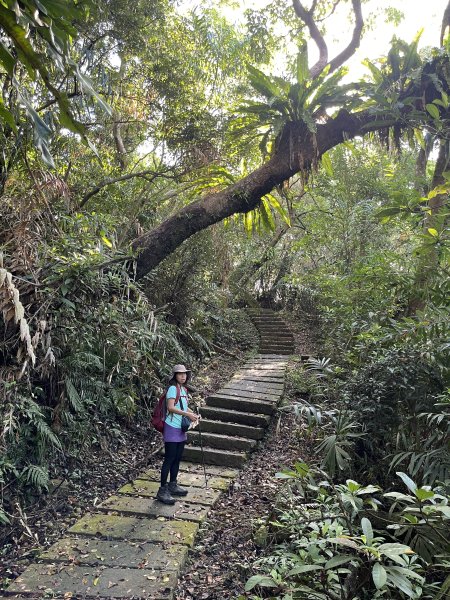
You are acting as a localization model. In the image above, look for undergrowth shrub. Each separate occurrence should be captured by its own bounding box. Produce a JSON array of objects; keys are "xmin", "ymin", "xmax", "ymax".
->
[{"xmin": 242, "ymin": 463, "xmax": 450, "ymax": 600}]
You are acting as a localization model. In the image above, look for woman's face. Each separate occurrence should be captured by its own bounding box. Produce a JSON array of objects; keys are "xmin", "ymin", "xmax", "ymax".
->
[{"xmin": 175, "ymin": 372, "xmax": 187, "ymax": 384}]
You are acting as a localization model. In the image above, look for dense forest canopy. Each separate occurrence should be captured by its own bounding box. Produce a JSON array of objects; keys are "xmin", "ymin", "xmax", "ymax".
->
[{"xmin": 1, "ymin": 0, "xmax": 449, "ymax": 597}]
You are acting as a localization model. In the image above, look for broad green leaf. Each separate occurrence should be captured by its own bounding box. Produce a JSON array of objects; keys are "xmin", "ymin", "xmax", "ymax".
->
[
  {"xmin": 288, "ymin": 564, "xmax": 323, "ymax": 576},
  {"xmin": 385, "ymin": 567, "xmax": 415, "ymax": 598},
  {"xmin": 425, "ymin": 103, "xmax": 440, "ymax": 119},
  {"xmin": 396, "ymin": 472, "xmax": 417, "ymax": 493},
  {"xmin": 413, "ymin": 128, "xmax": 425, "ymax": 149},
  {"xmin": 260, "ymin": 197, "xmax": 276, "ymax": 231},
  {"xmin": 414, "ymin": 488, "xmax": 434, "ymax": 501},
  {"xmin": 363, "ymin": 59, "xmax": 383, "ymax": 84},
  {"xmin": 375, "ymin": 206, "xmax": 403, "ymax": 218},
  {"xmin": 264, "ymin": 193, "xmax": 291, "ymax": 226},
  {"xmin": 0, "ymin": 96, "xmax": 17, "ymax": 131},
  {"xmin": 247, "ymin": 64, "xmax": 284, "ymax": 100},
  {"xmin": 346, "ymin": 480, "xmax": 361, "ymax": 493},
  {"xmin": 74, "ymin": 66, "xmax": 112, "ymax": 115},
  {"xmin": 361, "ymin": 517, "xmax": 373, "ymax": 546},
  {"xmin": 245, "ymin": 575, "xmax": 277, "ymax": 591},
  {"xmin": 372, "ymin": 563, "xmax": 387, "ymax": 589},
  {"xmin": 321, "ymin": 152, "xmax": 334, "ymax": 177},
  {"xmin": 378, "ymin": 543, "xmax": 414, "ymax": 557},
  {"xmin": 325, "ymin": 555, "xmax": 355, "ymax": 569},
  {"xmin": 296, "ymin": 43, "xmax": 309, "ymax": 85},
  {"xmin": 0, "ymin": 40, "xmax": 15, "ymax": 75}
]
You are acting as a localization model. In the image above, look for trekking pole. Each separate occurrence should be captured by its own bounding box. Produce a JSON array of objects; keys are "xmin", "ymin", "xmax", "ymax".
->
[{"xmin": 196, "ymin": 407, "xmax": 208, "ymax": 487}]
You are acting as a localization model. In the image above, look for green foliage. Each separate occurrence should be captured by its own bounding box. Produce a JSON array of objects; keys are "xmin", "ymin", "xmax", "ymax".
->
[
  {"xmin": 245, "ymin": 464, "xmax": 449, "ymax": 599},
  {"xmin": 236, "ymin": 49, "xmax": 359, "ymax": 157},
  {"xmin": 0, "ymin": 0, "xmax": 109, "ymax": 164}
]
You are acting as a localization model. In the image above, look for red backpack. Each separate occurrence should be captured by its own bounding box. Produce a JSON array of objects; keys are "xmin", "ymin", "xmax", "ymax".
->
[{"xmin": 151, "ymin": 385, "xmax": 181, "ymax": 433}]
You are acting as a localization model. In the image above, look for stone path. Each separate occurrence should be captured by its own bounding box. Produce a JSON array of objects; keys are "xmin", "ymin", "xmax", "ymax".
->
[{"xmin": 3, "ymin": 310, "xmax": 292, "ymax": 599}]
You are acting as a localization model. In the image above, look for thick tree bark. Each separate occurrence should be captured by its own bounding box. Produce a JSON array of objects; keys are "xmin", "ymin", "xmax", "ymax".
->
[{"xmin": 132, "ymin": 110, "xmax": 382, "ymax": 279}]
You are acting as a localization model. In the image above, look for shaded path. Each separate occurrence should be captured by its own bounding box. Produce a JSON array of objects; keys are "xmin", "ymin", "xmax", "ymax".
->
[{"xmin": 3, "ymin": 310, "xmax": 292, "ymax": 599}]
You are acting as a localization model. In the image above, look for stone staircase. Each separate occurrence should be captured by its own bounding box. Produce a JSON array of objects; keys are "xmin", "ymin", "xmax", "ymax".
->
[
  {"xmin": 2, "ymin": 309, "xmax": 293, "ymax": 600},
  {"xmin": 246, "ymin": 308, "xmax": 295, "ymax": 355},
  {"xmin": 183, "ymin": 352, "xmax": 287, "ymax": 468}
]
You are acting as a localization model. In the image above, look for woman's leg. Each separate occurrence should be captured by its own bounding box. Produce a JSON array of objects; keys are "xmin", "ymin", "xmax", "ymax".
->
[
  {"xmin": 160, "ymin": 442, "xmax": 178, "ymax": 486},
  {"xmin": 169, "ymin": 442, "xmax": 186, "ymax": 482}
]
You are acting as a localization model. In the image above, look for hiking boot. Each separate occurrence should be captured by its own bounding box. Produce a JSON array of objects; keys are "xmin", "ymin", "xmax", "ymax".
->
[
  {"xmin": 156, "ymin": 484, "xmax": 175, "ymax": 505},
  {"xmin": 168, "ymin": 480, "xmax": 188, "ymax": 496}
]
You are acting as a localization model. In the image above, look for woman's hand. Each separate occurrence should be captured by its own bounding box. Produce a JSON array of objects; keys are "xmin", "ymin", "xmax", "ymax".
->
[{"xmin": 188, "ymin": 412, "xmax": 199, "ymax": 422}]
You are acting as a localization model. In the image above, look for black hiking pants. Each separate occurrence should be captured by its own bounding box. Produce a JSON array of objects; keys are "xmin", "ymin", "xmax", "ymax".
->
[{"xmin": 160, "ymin": 441, "xmax": 186, "ymax": 486}]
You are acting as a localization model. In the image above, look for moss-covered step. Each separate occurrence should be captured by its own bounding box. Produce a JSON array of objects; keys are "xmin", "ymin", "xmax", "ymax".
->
[
  {"xmin": 136, "ymin": 469, "xmax": 231, "ymax": 490},
  {"xmin": 206, "ymin": 394, "xmax": 276, "ymax": 415},
  {"xmin": 178, "ymin": 462, "xmax": 239, "ymax": 478},
  {"xmin": 199, "ymin": 406, "xmax": 270, "ymax": 427},
  {"xmin": 68, "ymin": 513, "xmax": 198, "ymax": 546},
  {"xmin": 187, "ymin": 431, "xmax": 256, "ymax": 452},
  {"xmin": 182, "ymin": 446, "xmax": 246, "ymax": 468},
  {"xmin": 6, "ymin": 563, "xmax": 178, "ymax": 599},
  {"xmin": 195, "ymin": 419, "xmax": 265, "ymax": 440},
  {"xmin": 98, "ymin": 496, "xmax": 209, "ymax": 522},
  {"xmin": 118, "ymin": 480, "xmax": 220, "ymax": 505},
  {"xmin": 39, "ymin": 537, "xmax": 188, "ymax": 570}
]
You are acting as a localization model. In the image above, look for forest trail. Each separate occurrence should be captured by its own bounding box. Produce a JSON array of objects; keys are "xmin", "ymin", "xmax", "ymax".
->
[{"xmin": 4, "ymin": 310, "xmax": 293, "ymax": 599}]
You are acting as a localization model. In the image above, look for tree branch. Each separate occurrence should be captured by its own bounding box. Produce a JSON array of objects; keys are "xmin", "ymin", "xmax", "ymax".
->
[
  {"xmin": 292, "ymin": 0, "xmax": 328, "ymax": 79},
  {"xmin": 441, "ymin": 0, "xmax": 450, "ymax": 46},
  {"xmin": 292, "ymin": 0, "xmax": 363, "ymax": 79},
  {"xmin": 132, "ymin": 109, "xmax": 396, "ymax": 279},
  {"xmin": 77, "ymin": 169, "xmax": 174, "ymax": 210},
  {"xmin": 328, "ymin": 0, "xmax": 363, "ymax": 74}
]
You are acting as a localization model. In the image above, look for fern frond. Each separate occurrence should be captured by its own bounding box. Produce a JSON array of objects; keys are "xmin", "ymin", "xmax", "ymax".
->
[{"xmin": 21, "ymin": 464, "xmax": 49, "ymax": 491}]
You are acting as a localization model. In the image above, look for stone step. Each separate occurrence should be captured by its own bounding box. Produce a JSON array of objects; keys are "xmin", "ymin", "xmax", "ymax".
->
[
  {"xmin": 259, "ymin": 345, "xmax": 294, "ymax": 351},
  {"xmin": 232, "ymin": 375, "xmax": 285, "ymax": 385},
  {"xmin": 242, "ymin": 360, "xmax": 286, "ymax": 366},
  {"xmin": 261, "ymin": 348, "xmax": 294, "ymax": 356},
  {"xmin": 137, "ymin": 469, "xmax": 232, "ymax": 490},
  {"xmin": 98, "ymin": 495, "xmax": 211, "ymax": 521},
  {"xmin": 68, "ymin": 513, "xmax": 199, "ymax": 545},
  {"xmin": 224, "ymin": 381, "xmax": 284, "ymax": 393},
  {"xmin": 200, "ymin": 406, "xmax": 270, "ymax": 427},
  {"xmin": 259, "ymin": 343, "xmax": 294, "ymax": 348},
  {"xmin": 218, "ymin": 386, "xmax": 280, "ymax": 401},
  {"xmin": 6, "ymin": 563, "xmax": 178, "ymax": 599},
  {"xmin": 241, "ymin": 365, "xmax": 286, "ymax": 374},
  {"xmin": 251, "ymin": 318, "xmax": 290, "ymax": 324},
  {"xmin": 118, "ymin": 480, "xmax": 220, "ymax": 506},
  {"xmin": 254, "ymin": 326, "xmax": 290, "ymax": 331},
  {"xmin": 182, "ymin": 446, "xmax": 247, "ymax": 468},
  {"xmin": 254, "ymin": 354, "xmax": 290, "ymax": 359},
  {"xmin": 197, "ymin": 419, "xmax": 265, "ymax": 439},
  {"xmin": 258, "ymin": 336, "xmax": 294, "ymax": 341},
  {"xmin": 39, "ymin": 537, "xmax": 189, "ymax": 570},
  {"xmin": 207, "ymin": 394, "xmax": 275, "ymax": 415},
  {"xmin": 187, "ymin": 430, "xmax": 256, "ymax": 452}
]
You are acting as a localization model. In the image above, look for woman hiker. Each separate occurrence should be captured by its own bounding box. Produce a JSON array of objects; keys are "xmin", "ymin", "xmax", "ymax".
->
[{"xmin": 156, "ymin": 364, "xmax": 200, "ymax": 505}]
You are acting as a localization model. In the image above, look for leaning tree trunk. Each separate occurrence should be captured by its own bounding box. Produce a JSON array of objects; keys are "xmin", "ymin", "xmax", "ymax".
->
[{"xmin": 132, "ymin": 111, "xmax": 376, "ymax": 280}]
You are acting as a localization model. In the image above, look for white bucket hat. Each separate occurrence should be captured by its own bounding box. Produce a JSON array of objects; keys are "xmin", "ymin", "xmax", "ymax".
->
[{"xmin": 172, "ymin": 364, "xmax": 191, "ymax": 374}]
